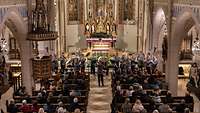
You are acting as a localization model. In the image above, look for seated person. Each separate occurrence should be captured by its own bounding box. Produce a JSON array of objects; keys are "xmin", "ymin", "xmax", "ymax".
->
[
  {"xmin": 184, "ymin": 92, "xmax": 194, "ymax": 103},
  {"xmin": 165, "ymin": 91, "xmax": 173, "ymax": 103},
  {"xmin": 158, "ymin": 99, "xmax": 172, "ymax": 113},
  {"xmin": 70, "ymin": 97, "xmax": 79, "ymax": 112},
  {"xmin": 128, "ymin": 86, "xmax": 134, "ymax": 97},
  {"xmin": 38, "ymin": 108, "xmax": 45, "ymax": 113},
  {"xmin": 74, "ymin": 108, "xmax": 83, "ymax": 113},
  {"xmin": 43, "ymin": 102, "xmax": 53, "ymax": 113},
  {"xmin": 151, "ymin": 88, "xmax": 161, "ymax": 103},
  {"xmin": 56, "ymin": 102, "xmax": 67, "ymax": 113},
  {"xmin": 121, "ymin": 98, "xmax": 132, "ymax": 113},
  {"xmin": 15, "ymin": 86, "xmax": 27, "ymax": 96},
  {"xmin": 132, "ymin": 99, "xmax": 144, "ymax": 113},
  {"xmin": 19, "ymin": 100, "xmax": 31, "ymax": 113},
  {"xmin": 142, "ymin": 79, "xmax": 150, "ymax": 89},
  {"xmin": 175, "ymin": 99, "xmax": 187, "ymax": 113},
  {"xmin": 57, "ymin": 94, "xmax": 64, "ymax": 103},
  {"xmin": 7, "ymin": 99, "xmax": 19, "ymax": 113},
  {"xmin": 148, "ymin": 76, "xmax": 160, "ymax": 89},
  {"xmin": 122, "ymin": 90, "xmax": 129, "ymax": 97},
  {"xmin": 31, "ymin": 101, "xmax": 40, "ymax": 113},
  {"xmin": 152, "ymin": 110, "xmax": 159, "ymax": 113},
  {"xmin": 70, "ymin": 90, "xmax": 81, "ymax": 97}
]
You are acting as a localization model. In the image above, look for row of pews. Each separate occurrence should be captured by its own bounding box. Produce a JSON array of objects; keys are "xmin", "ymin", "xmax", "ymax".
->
[
  {"xmin": 8, "ymin": 72, "xmax": 90, "ymax": 113},
  {"xmin": 111, "ymin": 72, "xmax": 194, "ymax": 113}
]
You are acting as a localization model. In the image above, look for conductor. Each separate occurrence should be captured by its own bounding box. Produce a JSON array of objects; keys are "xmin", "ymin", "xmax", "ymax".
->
[{"xmin": 97, "ymin": 59, "xmax": 105, "ymax": 87}]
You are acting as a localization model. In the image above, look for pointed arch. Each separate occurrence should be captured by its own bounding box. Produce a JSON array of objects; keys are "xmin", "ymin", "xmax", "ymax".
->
[{"xmin": 0, "ymin": 9, "xmax": 33, "ymax": 95}]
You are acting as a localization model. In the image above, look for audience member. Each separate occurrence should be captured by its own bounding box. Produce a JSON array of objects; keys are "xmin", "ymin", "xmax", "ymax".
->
[
  {"xmin": 31, "ymin": 101, "xmax": 40, "ymax": 113},
  {"xmin": 165, "ymin": 91, "xmax": 173, "ymax": 103},
  {"xmin": 74, "ymin": 108, "xmax": 83, "ymax": 113},
  {"xmin": 7, "ymin": 99, "xmax": 19, "ymax": 113},
  {"xmin": 70, "ymin": 97, "xmax": 79, "ymax": 112},
  {"xmin": 184, "ymin": 92, "xmax": 194, "ymax": 103},
  {"xmin": 19, "ymin": 100, "xmax": 31, "ymax": 113},
  {"xmin": 158, "ymin": 99, "xmax": 172, "ymax": 113},
  {"xmin": 38, "ymin": 108, "xmax": 45, "ymax": 113},
  {"xmin": 175, "ymin": 99, "xmax": 187, "ymax": 113},
  {"xmin": 132, "ymin": 99, "xmax": 144, "ymax": 113},
  {"xmin": 121, "ymin": 98, "xmax": 132, "ymax": 113}
]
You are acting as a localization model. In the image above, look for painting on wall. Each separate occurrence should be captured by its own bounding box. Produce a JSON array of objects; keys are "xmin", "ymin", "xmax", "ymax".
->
[
  {"xmin": 119, "ymin": 0, "xmax": 135, "ymax": 24},
  {"xmin": 68, "ymin": 0, "xmax": 83, "ymax": 24}
]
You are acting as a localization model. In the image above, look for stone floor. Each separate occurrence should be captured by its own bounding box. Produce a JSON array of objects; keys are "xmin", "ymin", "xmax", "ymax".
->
[
  {"xmin": 178, "ymin": 78, "xmax": 200, "ymax": 113},
  {"xmin": 87, "ymin": 75, "xmax": 112, "ymax": 113}
]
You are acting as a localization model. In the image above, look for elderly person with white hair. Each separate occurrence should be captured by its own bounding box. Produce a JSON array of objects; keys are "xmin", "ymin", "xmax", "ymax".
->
[
  {"xmin": 19, "ymin": 100, "xmax": 31, "ymax": 113},
  {"xmin": 7, "ymin": 99, "xmax": 19, "ymax": 113}
]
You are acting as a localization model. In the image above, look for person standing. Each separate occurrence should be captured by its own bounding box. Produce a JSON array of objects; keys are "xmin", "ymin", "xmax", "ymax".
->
[
  {"xmin": 97, "ymin": 60, "xmax": 104, "ymax": 87},
  {"xmin": 91, "ymin": 57, "xmax": 96, "ymax": 75}
]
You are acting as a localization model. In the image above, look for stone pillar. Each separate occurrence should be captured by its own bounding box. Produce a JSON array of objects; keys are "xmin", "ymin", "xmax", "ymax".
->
[
  {"xmin": 114, "ymin": 0, "xmax": 118, "ymax": 21},
  {"xmin": 27, "ymin": 0, "xmax": 32, "ymax": 32},
  {"xmin": 20, "ymin": 33, "xmax": 33, "ymax": 96},
  {"xmin": 57, "ymin": 0, "xmax": 66, "ymax": 54},
  {"xmin": 166, "ymin": 0, "xmax": 177, "ymax": 96}
]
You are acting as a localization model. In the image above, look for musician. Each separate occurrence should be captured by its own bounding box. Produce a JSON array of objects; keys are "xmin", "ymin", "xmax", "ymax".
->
[{"xmin": 97, "ymin": 59, "xmax": 105, "ymax": 87}]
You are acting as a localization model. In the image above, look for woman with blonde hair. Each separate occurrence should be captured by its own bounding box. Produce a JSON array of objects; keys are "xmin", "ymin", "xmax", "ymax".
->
[
  {"xmin": 132, "ymin": 99, "xmax": 144, "ymax": 113},
  {"xmin": 38, "ymin": 108, "xmax": 45, "ymax": 113},
  {"xmin": 74, "ymin": 108, "xmax": 83, "ymax": 113}
]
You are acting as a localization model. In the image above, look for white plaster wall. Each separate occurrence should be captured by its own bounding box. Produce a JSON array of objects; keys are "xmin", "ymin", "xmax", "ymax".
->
[
  {"xmin": 123, "ymin": 25, "xmax": 137, "ymax": 52},
  {"xmin": 66, "ymin": 25, "xmax": 79, "ymax": 52}
]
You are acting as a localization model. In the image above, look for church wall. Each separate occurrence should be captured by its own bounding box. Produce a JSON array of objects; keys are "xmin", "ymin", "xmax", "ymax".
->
[
  {"xmin": 123, "ymin": 25, "xmax": 137, "ymax": 52},
  {"xmin": 66, "ymin": 25, "xmax": 79, "ymax": 52}
]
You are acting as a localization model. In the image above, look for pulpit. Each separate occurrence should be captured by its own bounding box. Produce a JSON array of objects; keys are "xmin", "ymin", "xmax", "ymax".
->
[{"xmin": 31, "ymin": 56, "xmax": 52, "ymax": 80}]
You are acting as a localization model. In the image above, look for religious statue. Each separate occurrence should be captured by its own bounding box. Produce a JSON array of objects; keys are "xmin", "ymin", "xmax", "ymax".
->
[
  {"xmin": 85, "ymin": 23, "xmax": 90, "ymax": 32},
  {"xmin": 162, "ymin": 35, "xmax": 168, "ymax": 61},
  {"xmin": 91, "ymin": 23, "xmax": 95, "ymax": 33},
  {"xmin": 96, "ymin": 16, "xmax": 106, "ymax": 33},
  {"xmin": 33, "ymin": 0, "xmax": 47, "ymax": 32},
  {"xmin": 112, "ymin": 23, "xmax": 117, "ymax": 35},
  {"xmin": 106, "ymin": 22, "xmax": 111, "ymax": 35}
]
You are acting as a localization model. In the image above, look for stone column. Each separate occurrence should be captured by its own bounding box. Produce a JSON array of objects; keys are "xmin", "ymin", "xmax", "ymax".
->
[
  {"xmin": 114, "ymin": 0, "xmax": 118, "ymax": 21},
  {"xmin": 57, "ymin": 0, "xmax": 65, "ymax": 55},
  {"xmin": 20, "ymin": 33, "xmax": 33, "ymax": 96},
  {"xmin": 27, "ymin": 0, "xmax": 32, "ymax": 32},
  {"xmin": 166, "ymin": 0, "xmax": 177, "ymax": 96},
  {"xmin": 47, "ymin": 0, "xmax": 56, "ymax": 53}
]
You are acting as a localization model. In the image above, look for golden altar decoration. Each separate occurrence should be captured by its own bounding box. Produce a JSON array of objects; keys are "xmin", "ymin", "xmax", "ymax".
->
[{"xmin": 84, "ymin": 1, "xmax": 117, "ymax": 38}]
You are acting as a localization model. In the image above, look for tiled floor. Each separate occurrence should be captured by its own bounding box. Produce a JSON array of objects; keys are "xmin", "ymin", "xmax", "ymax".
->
[
  {"xmin": 87, "ymin": 75, "xmax": 112, "ymax": 113},
  {"xmin": 178, "ymin": 78, "xmax": 200, "ymax": 113}
]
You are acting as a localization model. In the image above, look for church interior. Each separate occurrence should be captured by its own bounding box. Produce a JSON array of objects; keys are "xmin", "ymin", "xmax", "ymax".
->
[{"xmin": 0, "ymin": 0, "xmax": 200, "ymax": 113}]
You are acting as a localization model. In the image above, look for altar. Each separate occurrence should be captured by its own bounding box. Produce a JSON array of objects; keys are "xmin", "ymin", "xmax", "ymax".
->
[
  {"xmin": 84, "ymin": 3, "xmax": 117, "ymax": 56},
  {"xmin": 86, "ymin": 37, "xmax": 116, "ymax": 56}
]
